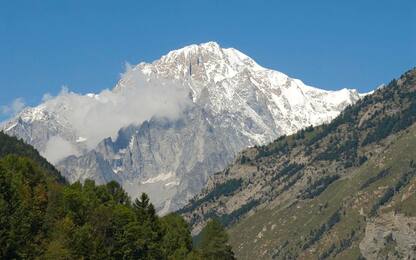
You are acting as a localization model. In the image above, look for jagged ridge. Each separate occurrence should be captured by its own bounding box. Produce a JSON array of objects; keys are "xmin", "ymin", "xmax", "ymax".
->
[{"xmin": 2, "ymin": 42, "xmax": 363, "ymax": 213}]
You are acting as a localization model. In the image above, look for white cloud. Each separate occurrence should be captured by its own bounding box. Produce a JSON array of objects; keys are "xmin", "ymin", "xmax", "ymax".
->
[
  {"xmin": 2, "ymin": 65, "xmax": 192, "ymax": 164},
  {"xmin": 38, "ymin": 67, "xmax": 191, "ymax": 150},
  {"xmin": 42, "ymin": 136, "xmax": 80, "ymax": 164},
  {"xmin": 1, "ymin": 98, "xmax": 26, "ymax": 116}
]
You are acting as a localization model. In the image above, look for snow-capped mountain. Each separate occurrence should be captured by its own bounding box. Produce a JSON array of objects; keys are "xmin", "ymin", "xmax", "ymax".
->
[{"xmin": 2, "ymin": 42, "xmax": 363, "ymax": 213}]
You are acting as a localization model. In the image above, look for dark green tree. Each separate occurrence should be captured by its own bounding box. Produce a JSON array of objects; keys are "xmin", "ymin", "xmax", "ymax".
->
[
  {"xmin": 0, "ymin": 133, "xmax": 228, "ymax": 259},
  {"xmin": 160, "ymin": 213, "xmax": 193, "ymax": 259},
  {"xmin": 198, "ymin": 219, "xmax": 235, "ymax": 260}
]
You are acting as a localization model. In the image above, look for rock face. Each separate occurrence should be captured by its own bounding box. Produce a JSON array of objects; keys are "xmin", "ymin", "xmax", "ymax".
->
[
  {"xmin": 360, "ymin": 212, "xmax": 416, "ymax": 260},
  {"xmin": 1, "ymin": 42, "xmax": 362, "ymax": 213}
]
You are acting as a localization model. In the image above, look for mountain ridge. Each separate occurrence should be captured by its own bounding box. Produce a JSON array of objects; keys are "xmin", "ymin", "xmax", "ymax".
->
[
  {"xmin": 179, "ymin": 68, "xmax": 416, "ymax": 259},
  {"xmin": 1, "ymin": 42, "xmax": 364, "ymax": 213}
]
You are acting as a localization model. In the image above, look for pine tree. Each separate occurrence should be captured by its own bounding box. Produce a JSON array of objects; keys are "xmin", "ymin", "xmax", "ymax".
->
[
  {"xmin": 198, "ymin": 219, "xmax": 235, "ymax": 260},
  {"xmin": 160, "ymin": 213, "xmax": 193, "ymax": 259},
  {"xmin": 0, "ymin": 133, "xmax": 221, "ymax": 260}
]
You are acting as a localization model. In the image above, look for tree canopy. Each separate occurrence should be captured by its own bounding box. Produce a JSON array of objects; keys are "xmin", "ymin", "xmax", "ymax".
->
[
  {"xmin": 0, "ymin": 132, "xmax": 235, "ymax": 259},
  {"xmin": 197, "ymin": 219, "xmax": 235, "ymax": 260}
]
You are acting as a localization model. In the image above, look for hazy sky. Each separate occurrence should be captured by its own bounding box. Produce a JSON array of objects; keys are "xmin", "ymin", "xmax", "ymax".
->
[{"xmin": 0, "ymin": 0, "xmax": 415, "ymax": 120}]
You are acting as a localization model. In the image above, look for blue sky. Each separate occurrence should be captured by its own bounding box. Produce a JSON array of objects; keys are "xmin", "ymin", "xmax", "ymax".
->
[{"xmin": 0, "ymin": 0, "xmax": 415, "ymax": 120}]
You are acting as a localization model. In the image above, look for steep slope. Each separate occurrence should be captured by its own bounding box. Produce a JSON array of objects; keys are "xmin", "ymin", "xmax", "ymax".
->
[
  {"xmin": 1, "ymin": 42, "xmax": 362, "ymax": 212},
  {"xmin": 180, "ymin": 68, "xmax": 416, "ymax": 259},
  {"xmin": 0, "ymin": 133, "xmax": 230, "ymax": 259},
  {"xmin": 0, "ymin": 131, "xmax": 64, "ymax": 183}
]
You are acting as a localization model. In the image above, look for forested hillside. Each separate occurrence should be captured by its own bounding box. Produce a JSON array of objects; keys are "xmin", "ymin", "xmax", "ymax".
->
[
  {"xmin": 0, "ymin": 133, "xmax": 234, "ymax": 259},
  {"xmin": 180, "ymin": 68, "xmax": 416, "ymax": 259},
  {"xmin": 0, "ymin": 131, "xmax": 64, "ymax": 183}
]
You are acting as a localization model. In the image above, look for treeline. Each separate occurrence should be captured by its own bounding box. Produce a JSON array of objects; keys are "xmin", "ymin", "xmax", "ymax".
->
[
  {"xmin": 179, "ymin": 179, "xmax": 242, "ymax": 215},
  {"xmin": 362, "ymin": 79, "xmax": 416, "ymax": 146},
  {"xmin": 204, "ymin": 200, "xmax": 259, "ymax": 228},
  {"xmin": 300, "ymin": 175, "xmax": 340, "ymax": 200},
  {"xmin": 0, "ymin": 151, "xmax": 235, "ymax": 259},
  {"xmin": 0, "ymin": 131, "xmax": 64, "ymax": 183},
  {"xmin": 302, "ymin": 209, "xmax": 341, "ymax": 250},
  {"xmin": 370, "ymin": 169, "xmax": 416, "ymax": 216}
]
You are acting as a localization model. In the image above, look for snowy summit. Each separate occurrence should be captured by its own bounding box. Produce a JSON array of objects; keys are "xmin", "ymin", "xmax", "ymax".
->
[{"xmin": 2, "ymin": 42, "xmax": 363, "ymax": 213}]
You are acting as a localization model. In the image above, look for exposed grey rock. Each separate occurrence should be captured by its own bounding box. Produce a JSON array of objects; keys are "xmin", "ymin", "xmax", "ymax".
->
[
  {"xmin": 1, "ymin": 42, "xmax": 363, "ymax": 213},
  {"xmin": 360, "ymin": 212, "xmax": 416, "ymax": 260}
]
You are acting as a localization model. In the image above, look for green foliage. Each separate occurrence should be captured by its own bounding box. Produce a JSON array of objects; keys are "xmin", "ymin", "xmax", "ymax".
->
[
  {"xmin": 160, "ymin": 213, "xmax": 192, "ymax": 259},
  {"xmin": 370, "ymin": 170, "xmax": 416, "ymax": 216},
  {"xmin": 212, "ymin": 69, "xmax": 416, "ymax": 259},
  {"xmin": 313, "ymin": 129, "xmax": 361, "ymax": 168},
  {"xmin": 0, "ymin": 131, "xmax": 64, "ymax": 183},
  {"xmin": 206, "ymin": 179, "xmax": 242, "ymax": 199},
  {"xmin": 203, "ymin": 200, "xmax": 259, "ymax": 228},
  {"xmin": 239, "ymin": 155, "xmax": 251, "ymax": 164},
  {"xmin": 302, "ymin": 209, "xmax": 341, "ymax": 250},
  {"xmin": 360, "ymin": 168, "xmax": 390, "ymax": 190},
  {"xmin": 362, "ymin": 114, "xmax": 400, "ymax": 145},
  {"xmin": 271, "ymin": 162, "xmax": 304, "ymax": 182},
  {"xmin": 255, "ymin": 136, "xmax": 289, "ymax": 159},
  {"xmin": 300, "ymin": 175, "xmax": 340, "ymax": 199},
  {"xmin": 197, "ymin": 219, "xmax": 235, "ymax": 260},
  {"xmin": 217, "ymin": 200, "xmax": 259, "ymax": 227},
  {"xmin": 0, "ymin": 154, "xmax": 220, "ymax": 259},
  {"xmin": 362, "ymin": 79, "xmax": 416, "ymax": 146},
  {"xmin": 0, "ymin": 156, "xmax": 182, "ymax": 259},
  {"xmin": 179, "ymin": 178, "xmax": 242, "ymax": 214},
  {"xmin": 0, "ymin": 156, "xmax": 50, "ymax": 259},
  {"xmin": 0, "ymin": 132, "xmax": 234, "ymax": 259}
]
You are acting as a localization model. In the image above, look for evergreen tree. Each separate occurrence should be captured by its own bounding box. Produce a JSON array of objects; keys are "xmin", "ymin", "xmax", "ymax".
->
[
  {"xmin": 160, "ymin": 213, "xmax": 193, "ymax": 259},
  {"xmin": 198, "ymin": 219, "xmax": 235, "ymax": 260},
  {"xmin": 0, "ymin": 133, "xmax": 234, "ymax": 259}
]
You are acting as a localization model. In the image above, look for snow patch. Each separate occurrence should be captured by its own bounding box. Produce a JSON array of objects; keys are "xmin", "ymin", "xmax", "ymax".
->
[
  {"xmin": 76, "ymin": 137, "xmax": 87, "ymax": 143},
  {"xmin": 165, "ymin": 180, "xmax": 180, "ymax": 187},
  {"xmin": 4, "ymin": 122, "xmax": 17, "ymax": 132},
  {"xmin": 141, "ymin": 172, "xmax": 176, "ymax": 184}
]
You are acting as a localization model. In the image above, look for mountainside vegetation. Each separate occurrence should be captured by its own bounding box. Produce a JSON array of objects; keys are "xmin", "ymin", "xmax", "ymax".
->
[
  {"xmin": 0, "ymin": 131, "xmax": 65, "ymax": 183},
  {"xmin": 180, "ymin": 68, "xmax": 416, "ymax": 259},
  {"xmin": 0, "ymin": 133, "xmax": 235, "ymax": 259}
]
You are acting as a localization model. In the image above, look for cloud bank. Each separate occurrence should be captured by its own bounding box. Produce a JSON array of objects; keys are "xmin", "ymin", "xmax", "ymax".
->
[
  {"xmin": 36, "ymin": 65, "xmax": 191, "ymax": 162},
  {"xmin": 43, "ymin": 136, "xmax": 80, "ymax": 164}
]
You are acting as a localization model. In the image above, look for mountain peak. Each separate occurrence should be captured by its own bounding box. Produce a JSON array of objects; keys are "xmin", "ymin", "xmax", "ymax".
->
[
  {"xmin": 164, "ymin": 41, "xmax": 222, "ymax": 57},
  {"xmin": 132, "ymin": 41, "xmax": 269, "ymax": 88},
  {"xmin": 2, "ymin": 42, "xmax": 364, "ymax": 214},
  {"xmin": 176, "ymin": 41, "xmax": 262, "ymax": 69}
]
